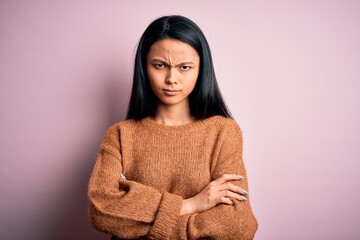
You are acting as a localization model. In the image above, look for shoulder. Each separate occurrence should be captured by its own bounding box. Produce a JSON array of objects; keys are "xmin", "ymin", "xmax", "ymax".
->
[
  {"xmin": 207, "ymin": 116, "xmax": 243, "ymax": 144},
  {"xmin": 103, "ymin": 119, "xmax": 140, "ymax": 139},
  {"xmin": 208, "ymin": 116, "xmax": 242, "ymax": 132}
]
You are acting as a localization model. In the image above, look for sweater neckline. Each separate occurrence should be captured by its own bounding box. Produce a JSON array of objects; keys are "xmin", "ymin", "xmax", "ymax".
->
[{"xmin": 140, "ymin": 115, "xmax": 221, "ymax": 135}]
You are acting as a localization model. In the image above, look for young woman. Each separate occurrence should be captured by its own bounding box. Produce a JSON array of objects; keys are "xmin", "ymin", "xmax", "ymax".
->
[{"xmin": 88, "ymin": 15, "xmax": 258, "ymax": 239}]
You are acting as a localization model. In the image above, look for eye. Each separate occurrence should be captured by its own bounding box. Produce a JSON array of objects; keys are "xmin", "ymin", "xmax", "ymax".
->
[
  {"xmin": 180, "ymin": 65, "xmax": 191, "ymax": 71},
  {"xmin": 154, "ymin": 63, "xmax": 166, "ymax": 69}
]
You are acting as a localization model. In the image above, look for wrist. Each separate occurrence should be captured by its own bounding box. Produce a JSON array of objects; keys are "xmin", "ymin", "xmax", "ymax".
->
[{"xmin": 180, "ymin": 198, "xmax": 195, "ymax": 216}]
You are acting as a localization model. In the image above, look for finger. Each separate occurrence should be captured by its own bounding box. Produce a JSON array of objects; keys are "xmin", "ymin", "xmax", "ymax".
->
[
  {"xmin": 217, "ymin": 182, "xmax": 248, "ymax": 195},
  {"xmin": 212, "ymin": 174, "xmax": 244, "ymax": 185},
  {"xmin": 219, "ymin": 196, "xmax": 234, "ymax": 205},
  {"xmin": 222, "ymin": 189, "xmax": 248, "ymax": 201}
]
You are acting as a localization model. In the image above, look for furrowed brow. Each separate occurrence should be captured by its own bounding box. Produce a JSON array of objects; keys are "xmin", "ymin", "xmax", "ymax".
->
[
  {"xmin": 150, "ymin": 58, "xmax": 195, "ymax": 66},
  {"xmin": 150, "ymin": 58, "xmax": 167, "ymax": 62},
  {"xmin": 176, "ymin": 61, "xmax": 194, "ymax": 66}
]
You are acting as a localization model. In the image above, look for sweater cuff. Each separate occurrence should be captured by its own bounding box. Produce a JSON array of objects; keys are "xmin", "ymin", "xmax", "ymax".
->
[{"xmin": 148, "ymin": 192, "xmax": 183, "ymax": 239}]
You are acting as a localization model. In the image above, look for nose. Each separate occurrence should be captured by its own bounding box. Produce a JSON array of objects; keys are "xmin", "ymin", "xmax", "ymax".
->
[{"xmin": 165, "ymin": 67, "xmax": 178, "ymax": 85}]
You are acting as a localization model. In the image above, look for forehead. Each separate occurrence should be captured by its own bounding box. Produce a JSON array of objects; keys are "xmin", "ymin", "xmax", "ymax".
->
[{"xmin": 148, "ymin": 38, "xmax": 199, "ymax": 60}]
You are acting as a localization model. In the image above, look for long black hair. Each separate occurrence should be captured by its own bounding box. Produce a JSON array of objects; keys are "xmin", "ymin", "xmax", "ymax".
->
[{"xmin": 126, "ymin": 15, "xmax": 232, "ymax": 120}]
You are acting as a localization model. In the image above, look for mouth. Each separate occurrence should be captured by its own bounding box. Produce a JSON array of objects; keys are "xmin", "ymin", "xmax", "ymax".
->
[{"xmin": 163, "ymin": 89, "xmax": 180, "ymax": 96}]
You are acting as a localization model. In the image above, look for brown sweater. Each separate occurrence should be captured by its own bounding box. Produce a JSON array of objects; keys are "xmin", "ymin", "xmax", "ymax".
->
[{"xmin": 88, "ymin": 116, "xmax": 258, "ymax": 239}]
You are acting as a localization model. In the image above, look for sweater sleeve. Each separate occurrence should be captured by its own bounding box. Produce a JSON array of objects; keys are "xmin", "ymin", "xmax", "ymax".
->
[
  {"xmin": 88, "ymin": 124, "xmax": 183, "ymax": 239},
  {"xmin": 171, "ymin": 120, "xmax": 258, "ymax": 240}
]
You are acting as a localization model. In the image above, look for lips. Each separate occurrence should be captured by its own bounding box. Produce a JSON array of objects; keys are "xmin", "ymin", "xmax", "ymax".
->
[{"xmin": 163, "ymin": 89, "xmax": 180, "ymax": 96}]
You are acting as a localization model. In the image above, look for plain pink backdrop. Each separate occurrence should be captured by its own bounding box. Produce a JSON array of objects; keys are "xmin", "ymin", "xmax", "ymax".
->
[{"xmin": 1, "ymin": 1, "xmax": 359, "ymax": 239}]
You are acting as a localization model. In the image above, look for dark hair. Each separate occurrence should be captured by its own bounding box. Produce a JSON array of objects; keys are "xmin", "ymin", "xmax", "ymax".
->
[{"xmin": 126, "ymin": 15, "xmax": 232, "ymax": 120}]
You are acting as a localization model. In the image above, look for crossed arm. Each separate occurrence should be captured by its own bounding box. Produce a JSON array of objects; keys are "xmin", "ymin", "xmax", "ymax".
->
[{"xmin": 88, "ymin": 124, "xmax": 258, "ymax": 239}]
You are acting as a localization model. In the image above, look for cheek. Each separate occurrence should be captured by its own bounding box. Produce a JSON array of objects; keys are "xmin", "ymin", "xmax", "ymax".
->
[
  {"xmin": 147, "ymin": 70, "xmax": 162, "ymax": 88},
  {"xmin": 188, "ymin": 71, "xmax": 199, "ymax": 89},
  {"xmin": 148, "ymin": 78, "xmax": 160, "ymax": 94}
]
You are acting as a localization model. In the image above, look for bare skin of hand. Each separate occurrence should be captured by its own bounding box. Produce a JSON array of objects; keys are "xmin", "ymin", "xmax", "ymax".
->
[{"xmin": 180, "ymin": 174, "xmax": 248, "ymax": 216}]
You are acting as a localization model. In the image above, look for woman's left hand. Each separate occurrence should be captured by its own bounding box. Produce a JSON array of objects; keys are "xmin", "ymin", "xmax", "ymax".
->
[{"xmin": 180, "ymin": 174, "xmax": 248, "ymax": 215}]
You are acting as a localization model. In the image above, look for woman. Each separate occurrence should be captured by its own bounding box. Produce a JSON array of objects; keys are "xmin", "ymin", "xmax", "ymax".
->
[{"xmin": 88, "ymin": 15, "xmax": 258, "ymax": 239}]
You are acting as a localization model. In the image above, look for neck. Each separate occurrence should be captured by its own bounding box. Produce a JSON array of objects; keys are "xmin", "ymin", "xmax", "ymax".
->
[{"xmin": 153, "ymin": 101, "xmax": 194, "ymax": 126}]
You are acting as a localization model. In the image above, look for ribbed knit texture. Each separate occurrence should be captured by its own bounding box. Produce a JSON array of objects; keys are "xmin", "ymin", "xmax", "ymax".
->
[{"xmin": 88, "ymin": 116, "xmax": 258, "ymax": 239}]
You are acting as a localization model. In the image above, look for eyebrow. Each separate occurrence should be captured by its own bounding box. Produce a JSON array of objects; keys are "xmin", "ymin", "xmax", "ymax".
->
[{"xmin": 150, "ymin": 58, "xmax": 195, "ymax": 66}]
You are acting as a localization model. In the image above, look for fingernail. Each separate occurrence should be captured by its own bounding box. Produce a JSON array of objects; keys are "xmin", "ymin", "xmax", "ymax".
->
[
  {"xmin": 242, "ymin": 189, "xmax": 249, "ymax": 195},
  {"xmin": 240, "ymin": 196, "xmax": 247, "ymax": 201},
  {"xmin": 237, "ymin": 175, "xmax": 244, "ymax": 179},
  {"xmin": 230, "ymin": 200, "xmax": 234, "ymax": 205}
]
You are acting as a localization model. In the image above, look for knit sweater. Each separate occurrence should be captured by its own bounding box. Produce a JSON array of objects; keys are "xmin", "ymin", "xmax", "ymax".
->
[{"xmin": 88, "ymin": 116, "xmax": 258, "ymax": 239}]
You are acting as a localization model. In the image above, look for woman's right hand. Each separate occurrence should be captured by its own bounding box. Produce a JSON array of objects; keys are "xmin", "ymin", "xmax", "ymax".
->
[{"xmin": 180, "ymin": 174, "xmax": 248, "ymax": 216}]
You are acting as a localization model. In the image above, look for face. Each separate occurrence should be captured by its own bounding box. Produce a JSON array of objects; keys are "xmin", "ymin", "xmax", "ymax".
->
[{"xmin": 146, "ymin": 38, "xmax": 200, "ymax": 109}]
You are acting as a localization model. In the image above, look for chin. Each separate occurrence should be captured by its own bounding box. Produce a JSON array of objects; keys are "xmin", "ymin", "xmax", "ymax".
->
[{"xmin": 158, "ymin": 98, "xmax": 186, "ymax": 106}]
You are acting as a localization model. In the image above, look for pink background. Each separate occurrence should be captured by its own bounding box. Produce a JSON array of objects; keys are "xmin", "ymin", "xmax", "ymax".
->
[{"xmin": 1, "ymin": 1, "xmax": 359, "ymax": 239}]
